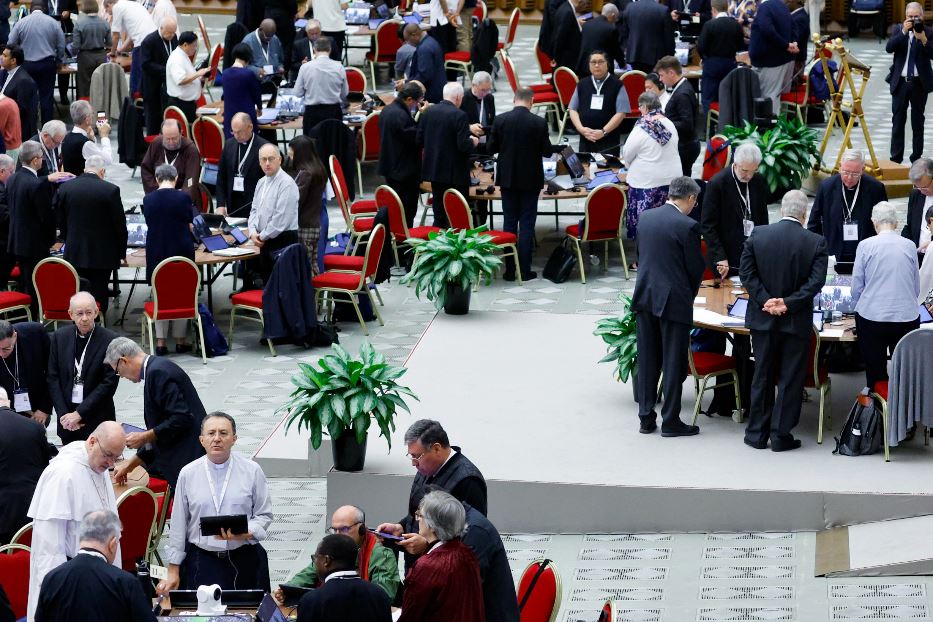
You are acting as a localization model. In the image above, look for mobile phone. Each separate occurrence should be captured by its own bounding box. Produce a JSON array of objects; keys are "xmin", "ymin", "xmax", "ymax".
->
[
  {"xmin": 97, "ymin": 111, "xmax": 107, "ymax": 126},
  {"xmin": 368, "ymin": 528, "xmax": 404, "ymax": 541}
]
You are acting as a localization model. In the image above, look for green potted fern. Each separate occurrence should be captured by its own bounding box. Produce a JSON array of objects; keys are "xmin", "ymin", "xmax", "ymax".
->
[
  {"xmin": 279, "ymin": 343, "xmax": 418, "ymax": 471},
  {"xmin": 594, "ymin": 293, "xmax": 639, "ymax": 402},
  {"xmin": 401, "ymin": 226, "xmax": 503, "ymax": 315}
]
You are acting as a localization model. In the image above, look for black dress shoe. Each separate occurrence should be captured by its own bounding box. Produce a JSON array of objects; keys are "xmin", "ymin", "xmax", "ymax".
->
[
  {"xmin": 502, "ymin": 272, "xmax": 516, "ymax": 282},
  {"xmin": 744, "ymin": 437, "xmax": 768, "ymax": 450},
  {"xmin": 639, "ymin": 418, "xmax": 657, "ymax": 434},
  {"xmin": 771, "ymin": 437, "xmax": 802, "ymax": 452},
  {"xmin": 661, "ymin": 423, "xmax": 700, "ymax": 437},
  {"xmin": 155, "ymin": 346, "xmax": 169, "ymax": 356},
  {"xmin": 523, "ymin": 271, "xmax": 538, "ymax": 281},
  {"xmin": 175, "ymin": 343, "xmax": 193, "ymax": 354}
]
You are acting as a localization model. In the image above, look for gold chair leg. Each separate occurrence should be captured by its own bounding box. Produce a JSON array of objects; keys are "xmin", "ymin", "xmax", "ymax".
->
[
  {"xmin": 259, "ymin": 310, "xmax": 275, "ymax": 356},
  {"xmin": 195, "ymin": 315, "xmax": 207, "ymax": 364},
  {"xmin": 882, "ymin": 400, "xmax": 890, "ymax": 462},
  {"xmin": 350, "ymin": 295, "xmax": 369, "ymax": 335},
  {"xmin": 618, "ymin": 239, "xmax": 629, "ymax": 280},
  {"xmin": 365, "ymin": 287, "xmax": 384, "ymax": 326},
  {"xmin": 571, "ymin": 238, "xmax": 586, "ymax": 283},
  {"xmin": 817, "ymin": 384, "xmax": 828, "ymax": 444},
  {"xmin": 228, "ymin": 306, "xmax": 236, "ymax": 346},
  {"xmin": 692, "ymin": 375, "xmax": 709, "ymax": 425}
]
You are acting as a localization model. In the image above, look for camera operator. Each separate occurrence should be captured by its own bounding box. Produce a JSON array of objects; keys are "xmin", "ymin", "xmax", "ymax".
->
[{"xmin": 886, "ymin": 2, "xmax": 933, "ymax": 165}]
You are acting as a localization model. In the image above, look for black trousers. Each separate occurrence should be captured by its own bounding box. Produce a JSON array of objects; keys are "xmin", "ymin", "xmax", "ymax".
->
[
  {"xmin": 181, "ymin": 544, "xmax": 271, "ymax": 592},
  {"xmin": 429, "ymin": 182, "xmax": 468, "ymax": 228},
  {"xmin": 265, "ymin": 7, "xmax": 295, "ymax": 77},
  {"xmin": 143, "ymin": 80, "xmax": 168, "ymax": 136},
  {"xmin": 700, "ymin": 57, "xmax": 736, "ymax": 113},
  {"xmin": 678, "ymin": 139, "xmax": 701, "ymax": 177},
  {"xmin": 630, "ymin": 62, "xmax": 655, "ymax": 73},
  {"xmin": 258, "ymin": 230, "xmax": 299, "ymax": 284},
  {"xmin": 745, "ymin": 329, "xmax": 808, "ymax": 445},
  {"xmin": 24, "ymin": 57, "xmax": 57, "ymax": 126},
  {"xmin": 302, "ymin": 104, "xmax": 342, "ymax": 135},
  {"xmin": 386, "ymin": 176, "xmax": 421, "ymax": 228},
  {"xmin": 0, "ymin": 246, "xmax": 16, "ymax": 295},
  {"xmin": 890, "ymin": 78, "xmax": 929, "ymax": 164},
  {"xmin": 635, "ymin": 312, "xmax": 691, "ymax": 427},
  {"xmin": 322, "ymin": 31, "xmax": 345, "ymax": 62},
  {"xmin": 500, "ymin": 188, "xmax": 538, "ymax": 275},
  {"xmin": 167, "ymin": 97, "xmax": 197, "ymax": 125},
  {"xmin": 855, "ymin": 313, "xmax": 920, "ymax": 389},
  {"xmin": 77, "ymin": 267, "xmax": 112, "ymax": 316}
]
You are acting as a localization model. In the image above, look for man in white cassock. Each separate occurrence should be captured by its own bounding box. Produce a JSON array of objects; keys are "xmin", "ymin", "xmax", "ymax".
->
[{"xmin": 26, "ymin": 421, "xmax": 127, "ymax": 622}]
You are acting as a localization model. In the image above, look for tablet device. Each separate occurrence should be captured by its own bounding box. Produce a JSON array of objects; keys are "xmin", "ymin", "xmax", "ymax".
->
[
  {"xmin": 202, "ymin": 234, "xmax": 231, "ymax": 252},
  {"xmin": 121, "ymin": 423, "xmax": 146, "ymax": 434},
  {"xmin": 403, "ymin": 13, "xmax": 421, "ymax": 23},
  {"xmin": 920, "ymin": 303, "xmax": 933, "ymax": 324},
  {"xmin": 368, "ymin": 528, "xmax": 404, "ymax": 540},
  {"xmin": 813, "ymin": 310, "xmax": 824, "ymax": 332},
  {"xmin": 199, "ymin": 213, "xmax": 227, "ymax": 229},
  {"xmin": 277, "ymin": 585, "xmax": 314, "ymax": 608},
  {"xmin": 199, "ymin": 514, "xmax": 248, "ymax": 536},
  {"xmin": 257, "ymin": 593, "xmax": 289, "ymax": 622},
  {"xmin": 229, "ymin": 228, "xmax": 249, "ymax": 244},
  {"xmin": 192, "ymin": 214, "xmax": 213, "ymax": 241},
  {"xmin": 727, "ymin": 296, "xmax": 748, "ymax": 318}
]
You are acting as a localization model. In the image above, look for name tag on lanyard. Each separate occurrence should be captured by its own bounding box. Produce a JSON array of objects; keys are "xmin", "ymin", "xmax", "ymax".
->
[
  {"xmin": 14, "ymin": 389, "xmax": 31, "ymax": 413},
  {"xmin": 843, "ymin": 220, "xmax": 859, "ymax": 241},
  {"xmin": 590, "ymin": 94, "xmax": 604, "ymax": 110}
]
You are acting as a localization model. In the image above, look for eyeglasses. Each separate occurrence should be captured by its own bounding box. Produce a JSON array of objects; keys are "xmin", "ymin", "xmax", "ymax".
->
[
  {"xmin": 839, "ymin": 169, "xmax": 863, "ymax": 179},
  {"xmin": 914, "ymin": 179, "xmax": 933, "ymax": 191},
  {"xmin": 100, "ymin": 445, "xmax": 123, "ymax": 462},
  {"xmin": 414, "ymin": 511, "xmax": 423, "ymax": 521},
  {"xmin": 327, "ymin": 521, "xmax": 362, "ymax": 535},
  {"xmin": 406, "ymin": 450, "xmax": 426, "ymax": 462}
]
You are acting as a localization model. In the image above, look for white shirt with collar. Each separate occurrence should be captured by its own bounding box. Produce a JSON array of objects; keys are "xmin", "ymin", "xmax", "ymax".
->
[
  {"xmin": 324, "ymin": 570, "xmax": 360, "ymax": 583},
  {"xmin": 661, "ymin": 77, "xmax": 686, "ymax": 112},
  {"xmin": 902, "ymin": 30, "xmax": 918, "ymax": 78},
  {"xmin": 71, "ymin": 126, "xmax": 114, "ymax": 167},
  {"xmin": 0, "ymin": 66, "xmax": 19, "ymax": 95}
]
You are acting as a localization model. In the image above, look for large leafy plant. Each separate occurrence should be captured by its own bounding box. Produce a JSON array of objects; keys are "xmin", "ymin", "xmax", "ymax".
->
[
  {"xmin": 401, "ymin": 226, "xmax": 503, "ymax": 309},
  {"xmin": 594, "ymin": 293, "xmax": 638, "ymax": 382},
  {"xmin": 721, "ymin": 117, "xmax": 820, "ymax": 193},
  {"xmin": 280, "ymin": 343, "xmax": 418, "ymax": 450}
]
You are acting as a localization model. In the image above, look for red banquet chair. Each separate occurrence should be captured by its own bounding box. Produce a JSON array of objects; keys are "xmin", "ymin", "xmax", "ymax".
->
[
  {"xmin": 499, "ymin": 51, "xmax": 560, "ymax": 123},
  {"xmin": 702, "ymin": 135, "xmax": 732, "ymax": 182},
  {"xmin": 378, "ymin": 184, "xmax": 439, "ymax": 266},
  {"xmin": 565, "ymin": 184, "xmax": 629, "ymax": 282},
  {"xmin": 619, "ymin": 70, "xmax": 646, "ymax": 118},
  {"xmin": 346, "ymin": 66, "xmax": 367, "ymax": 98},
  {"xmin": 443, "ymin": 189, "xmax": 520, "ymax": 283},
  {"xmin": 500, "ymin": 8, "xmax": 520, "ymax": 53},
  {"xmin": 552, "ymin": 66, "xmax": 579, "ymax": 142},
  {"xmin": 688, "ymin": 340, "xmax": 741, "ymax": 425},
  {"xmin": 706, "ymin": 100, "xmax": 720, "ymax": 140},
  {"xmin": 0, "ymin": 289, "xmax": 32, "ymax": 322},
  {"xmin": 32, "ymin": 257, "xmax": 83, "ymax": 327},
  {"xmin": 192, "ymin": 116, "xmax": 225, "ymax": 165},
  {"xmin": 163, "ymin": 105, "xmax": 190, "ymax": 138},
  {"xmin": 9, "ymin": 522, "xmax": 32, "ymax": 547},
  {"xmin": 203, "ymin": 43, "xmax": 224, "ymax": 100},
  {"xmin": 0, "ymin": 544, "xmax": 30, "ymax": 619},
  {"xmin": 517, "ymin": 558, "xmax": 562, "ymax": 622},
  {"xmin": 597, "ymin": 600, "xmax": 616, "ymax": 622},
  {"xmin": 366, "ymin": 20, "xmax": 403, "ymax": 88},
  {"xmin": 533, "ymin": 39, "xmax": 554, "ymax": 84},
  {"xmin": 116, "ymin": 486, "xmax": 159, "ymax": 571},
  {"xmin": 142, "ymin": 256, "xmax": 207, "ymax": 364},
  {"xmin": 229, "ymin": 289, "xmax": 277, "ymax": 356},
  {"xmin": 473, "ymin": 0, "xmax": 487, "ymax": 21},
  {"xmin": 313, "ymin": 224, "xmax": 386, "ymax": 335},
  {"xmin": 329, "ymin": 155, "xmax": 376, "ymax": 251},
  {"xmin": 444, "ymin": 48, "xmax": 472, "ymax": 81}
]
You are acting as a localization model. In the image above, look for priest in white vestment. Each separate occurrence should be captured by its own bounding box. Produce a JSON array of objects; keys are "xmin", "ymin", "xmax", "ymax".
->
[{"xmin": 26, "ymin": 421, "xmax": 127, "ymax": 622}]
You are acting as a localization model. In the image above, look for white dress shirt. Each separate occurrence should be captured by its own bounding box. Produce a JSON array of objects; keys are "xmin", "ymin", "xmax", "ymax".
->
[
  {"xmin": 249, "ymin": 168, "xmax": 300, "ymax": 241},
  {"xmin": 621, "ymin": 115, "xmax": 682, "ymax": 189},
  {"xmin": 150, "ymin": 0, "xmax": 177, "ymax": 29},
  {"xmin": 110, "ymin": 0, "xmax": 155, "ymax": 47},
  {"xmin": 166, "ymin": 46, "xmax": 201, "ymax": 101},
  {"xmin": 314, "ymin": 0, "xmax": 347, "ymax": 32},
  {"xmin": 71, "ymin": 127, "xmax": 113, "ymax": 167}
]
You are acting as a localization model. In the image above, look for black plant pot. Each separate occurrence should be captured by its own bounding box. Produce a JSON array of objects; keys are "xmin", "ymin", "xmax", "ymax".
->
[
  {"xmin": 332, "ymin": 432, "xmax": 368, "ymax": 472},
  {"xmin": 443, "ymin": 282, "xmax": 471, "ymax": 315}
]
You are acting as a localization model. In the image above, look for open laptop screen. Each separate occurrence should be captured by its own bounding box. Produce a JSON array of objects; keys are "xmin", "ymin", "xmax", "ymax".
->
[{"xmin": 559, "ymin": 145, "xmax": 585, "ymax": 179}]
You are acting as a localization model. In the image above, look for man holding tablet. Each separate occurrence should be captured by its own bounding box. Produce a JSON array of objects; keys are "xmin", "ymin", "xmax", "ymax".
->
[{"xmin": 156, "ymin": 411, "xmax": 274, "ymax": 595}]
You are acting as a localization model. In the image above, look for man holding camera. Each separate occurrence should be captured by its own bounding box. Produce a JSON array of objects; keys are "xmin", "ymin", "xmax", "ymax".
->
[{"xmin": 887, "ymin": 2, "xmax": 933, "ymax": 165}]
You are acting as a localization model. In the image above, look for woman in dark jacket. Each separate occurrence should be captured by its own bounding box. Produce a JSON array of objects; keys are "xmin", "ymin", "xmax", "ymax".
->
[
  {"xmin": 286, "ymin": 135, "xmax": 327, "ymax": 275},
  {"xmin": 142, "ymin": 163, "xmax": 197, "ymax": 355},
  {"xmin": 222, "ymin": 43, "xmax": 262, "ymax": 138}
]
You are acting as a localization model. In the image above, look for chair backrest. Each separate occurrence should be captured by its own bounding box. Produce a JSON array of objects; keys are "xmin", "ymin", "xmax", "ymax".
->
[
  {"xmin": 505, "ymin": 8, "xmax": 520, "ymax": 49},
  {"xmin": 363, "ymin": 223, "xmax": 386, "ymax": 280},
  {"xmin": 198, "ymin": 183, "xmax": 214, "ymax": 214},
  {"xmin": 206, "ymin": 43, "xmax": 224, "ymax": 84},
  {"xmin": 534, "ymin": 39, "xmax": 554, "ymax": 81},
  {"xmin": 473, "ymin": 0, "xmax": 487, "ymax": 22},
  {"xmin": 346, "ymin": 67, "xmax": 367, "ymax": 95},
  {"xmin": 597, "ymin": 600, "xmax": 615, "ymax": 622},
  {"xmin": 116, "ymin": 486, "xmax": 159, "ymax": 572},
  {"xmin": 499, "ymin": 51, "xmax": 521, "ymax": 94},
  {"xmin": 150, "ymin": 256, "xmax": 200, "ymax": 320},
  {"xmin": 699, "ymin": 240, "xmax": 716, "ymax": 281},
  {"xmin": 553, "ymin": 66, "xmax": 579, "ymax": 109},
  {"xmin": 328, "ymin": 154, "xmax": 353, "ymax": 227},
  {"xmin": 702, "ymin": 134, "xmax": 732, "ymax": 182},
  {"xmin": 442, "ymin": 189, "xmax": 473, "ymax": 230},
  {"xmin": 358, "ymin": 111, "xmax": 381, "ymax": 161},
  {"xmin": 10, "ymin": 522, "xmax": 32, "ymax": 547},
  {"xmin": 888, "ymin": 329, "xmax": 933, "ymax": 408},
  {"xmin": 197, "ymin": 16, "xmax": 211, "ymax": 54},
  {"xmin": 0, "ymin": 544, "xmax": 30, "ymax": 619},
  {"xmin": 376, "ymin": 185, "xmax": 409, "ymax": 240},
  {"xmin": 191, "ymin": 116, "xmax": 225, "ymax": 164},
  {"xmin": 374, "ymin": 20, "xmax": 403, "ymax": 60},
  {"xmin": 164, "ymin": 105, "xmax": 190, "ymax": 138},
  {"xmin": 517, "ymin": 558, "xmax": 562, "ymax": 622},
  {"xmin": 619, "ymin": 70, "xmax": 647, "ymax": 115},
  {"xmin": 581, "ymin": 185, "xmax": 626, "ymax": 240},
  {"xmin": 32, "ymin": 257, "xmax": 80, "ymax": 322}
]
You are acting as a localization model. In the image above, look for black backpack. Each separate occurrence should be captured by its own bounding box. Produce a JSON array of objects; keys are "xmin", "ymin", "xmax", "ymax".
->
[
  {"xmin": 543, "ymin": 239, "xmax": 577, "ymax": 283},
  {"xmin": 833, "ymin": 389, "xmax": 884, "ymax": 456}
]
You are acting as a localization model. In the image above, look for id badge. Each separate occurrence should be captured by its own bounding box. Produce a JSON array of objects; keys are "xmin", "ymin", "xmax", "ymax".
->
[
  {"xmin": 71, "ymin": 382, "xmax": 84, "ymax": 404},
  {"xmin": 743, "ymin": 219, "xmax": 754, "ymax": 237},
  {"xmin": 590, "ymin": 94, "xmax": 604, "ymax": 110},
  {"xmin": 263, "ymin": 64, "xmax": 274, "ymax": 75},
  {"xmin": 843, "ymin": 221, "xmax": 858, "ymax": 241},
  {"xmin": 14, "ymin": 389, "xmax": 31, "ymax": 413},
  {"xmin": 233, "ymin": 175, "xmax": 245, "ymax": 192}
]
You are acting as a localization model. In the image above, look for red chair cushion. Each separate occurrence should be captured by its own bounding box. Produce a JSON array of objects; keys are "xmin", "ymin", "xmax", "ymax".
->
[
  {"xmin": 144, "ymin": 135, "xmax": 158, "ymax": 143},
  {"xmin": 0, "ymin": 291, "xmax": 32, "ymax": 309},
  {"xmin": 445, "ymin": 51, "xmax": 471, "ymax": 62},
  {"xmin": 529, "ymin": 83, "xmax": 554, "ymax": 93},
  {"xmin": 144, "ymin": 301, "xmax": 196, "ymax": 321},
  {"xmin": 487, "ymin": 230, "xmax": 517, "ymax": 245},
  {"xmin": 350, "ymin": 199, "xmax": 378, "ymax": 214},
  {"xmin": 43, "ymin": 309, "xmax": 72, "ymax": 320},
  {"xmin": 231, "ymin": 290, "xmax": 264, "ymax": 308},
  {"xmin": 0, "ymin": 550, "xmax": 29, "ymax": 618},
  {"xmin": 408, "ymin": 225, "xmax": 440, "ymax": 239},
  {"xmin": 532, "ymin": 91, "xmax": 560, "ymax": 103},
  {"xmin": 565, "ymin": 224, "xmax": 617, "ymax": 240},
  {"xmin": 497, "ymin": 41, "xmax": 504, "ymax": 50},
  {"xmin": 710, "ymin": 101, "xmax": 719, "ymax": 111},
  {"xmin": 323, "ymin": 255, "xmax": 365, "ymax": 271},
  {"xmin": 353, "ymin": 218, "xmax": 375, "ymax": 232},
  {"xmin": 692, "ymin": 352, "xmax": 736, "ymax": 375},
  {"xmin": 780, "ymin": 90, "xmax": 805, "ymax": 104},
  {"xmin": 313, "ymin": 272, "xmax": 362, "ymax": 290},
  {"xmin": 873, "ymin": 380, "xmax": 889, "ymax": 401},
  {"xmin": 147, "ymin": 477, "xmax": 169, "ymax": 495}
]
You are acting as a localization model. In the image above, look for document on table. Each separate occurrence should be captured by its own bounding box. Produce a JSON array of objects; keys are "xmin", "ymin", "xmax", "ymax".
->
[
  {"xmin": 212, "ymin": 247, "xmax": 254, "ymax": 257},
  {"xmin": 346, "ymin": 26, "xmax": 360, "ymax": 34},
  {"xmin": 694, "ymin": 297, "xmax": 706, "ymax": 304},
  {"xmin": 693, "ymin": 308, "xmax": 736, "ymax": 326},
  {"xmin": 819, "ymin": 329, "xmax": 845, "ymax": 339}
]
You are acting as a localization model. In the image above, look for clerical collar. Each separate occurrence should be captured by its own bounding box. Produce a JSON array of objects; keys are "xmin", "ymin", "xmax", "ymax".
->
[
  {"xmin": 77, "ymin": 548, "xmax": 107, "ymax": 562},
  {"xmin": 324, "ymin": 570, "xmax": 359, "ymax": 583},
  {"xmin": 209, "ymin": 457, "xmax": 231, "ymax": 470}
]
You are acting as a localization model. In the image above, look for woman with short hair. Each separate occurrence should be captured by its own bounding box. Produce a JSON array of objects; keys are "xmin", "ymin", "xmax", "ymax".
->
[{"xmin": 221, "ymin": 42, "xmax": 262, "ymax": 138}]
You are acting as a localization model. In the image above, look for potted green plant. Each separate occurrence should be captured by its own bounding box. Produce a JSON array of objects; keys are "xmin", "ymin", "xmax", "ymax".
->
[
  {"xmin": 721, "ymin": 117, "xmax": 820, "ymax": 199},
  {"xmin": 594, "ymin": 293, "xmax": 639, "ymax": 402},
  {"xmin": 279, "ymin": 343, "xmax": 418, "ymax": 472},
  {"xmin": 401, "ymin": 226, "xmax": 503, "ymax": 315}
]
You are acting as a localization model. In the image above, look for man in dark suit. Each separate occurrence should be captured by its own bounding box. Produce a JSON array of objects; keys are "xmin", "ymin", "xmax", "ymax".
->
[
  {"xmin": 399, "ymin": 23, "xmax": 445, "ymax": 104},
  {"xmin": 667, "ymin": 0, "xmax": 711, "ymax": 23},
  {"xmin": 631, "ymin": 176, "xmax": 705, "ymax": 436},
  {"xmin": 623, "ymin": 0, "xmax": 674, "ymax": 73},
  {"xmin": 47, "ymin": 292, "xmax": 119, "ymax": 446},
  {"xmin": 487, "ymin": 87, "xmax": 551, "ymax": 281},
  {"xmin": 57, "ymin": 156, "xmax": 127, "ymax": 315},
  {"xmin": 552, "ymin": 0, "xmax": 584, "ymax": 71},
  {"xmin": 696, "ymin": 0, "xmax": 744, "ymax": 112},
  {"xmin": 139, "ymin": 17, "xmax": 178, "ymax": 136},
  {"xmin": 740, "ymin": 190, "xmax": 828, "ymax": 451},
  {"xmin": 538, "ymin": 0, "xmax": 563, "ymax": 59},
  {"xmin": 0, "ymin": 155, "xmax": 15, "ymax": 289},
  {"xmin": 0, "ymin": 45, "xmax": 39, "ymax": 142},
  {"xmin": 903, "ymin": 157, "xmax": 933, "ymax": 249},
  {"xmin": 789, "ymin": 0, "xmax": 809, "ymax": 70},
  {"xmin": 461, "ymin": 499, "xmax": 519, "ymax": 622},
  {"xmin": 656, "ymin": 55, "xmax": 700, "ymax": 176},
  {"xmin": 0, "ymin": 388, "xmax": 51, "ymax": 544},
  {"xmin": 417, "ymin": 82, "xmax": 479, "ymax": 228},
  {"xmin": 216, "ymin": 113, "xmax": 269, "ymax": 218},
  {"xmin": 106, "ymin": 337, "xmax": 206, "ymax": 487},
  {"xmin": 807, "ymin": 149, "xmax": 888, "ymax": 262},
  {"xmin": 0, "ymin": 320, "xmax": 52, "ymax": 426},
  {"xmin": 460, "ymin": 71, "xmax": 496, "ymax": 148},
  {"xmin": 577, "ymin": 4, "xmax": 623, "ymax": 77},
  {"xmin": 886, "ymin": 2, "xmax": 933, "ymax": 164},
  {"xmin": 290, "ymin": 19, "xmax": 320, "ymax": 83},
  {"xmin": 34, "ymin": 510, "xmax": 156, "ymax": 622},
  {"xmin": 297, "ymin": 534, "xmax": 391, "ymax": 622},
  {"xmin": 379, "ymin": 81, "xmax": 425, "ymax": 228},
  {"xmin": 22, "ymin": 121, "xmax": 67, "ymax": 176}
]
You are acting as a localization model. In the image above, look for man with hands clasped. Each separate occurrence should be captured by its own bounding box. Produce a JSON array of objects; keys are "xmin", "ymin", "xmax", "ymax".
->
[{"xmin": 886, "ymin": 2, "xmax": 933, "ymax": 165}]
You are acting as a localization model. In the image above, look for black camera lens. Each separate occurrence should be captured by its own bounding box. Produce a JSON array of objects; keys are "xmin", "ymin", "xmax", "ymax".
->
[{"xmin": 914, "ymin": 18, "xmax": 924, "ymax": 32}]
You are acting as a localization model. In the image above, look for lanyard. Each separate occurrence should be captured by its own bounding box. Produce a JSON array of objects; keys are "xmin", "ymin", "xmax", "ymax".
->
[
  {"xmin": 49, "ymin": 0, "xmax": 58, "ymax": 14},
  {"xmin": 841, "ymin": 179, "xmax": 861, "ymax": 222},
  {"xmin": 40, "ymin": 141, "xmax": 58, "ymax": 172},
  {"xmin": 592, "ymin": 76, "xmax": 606, "ymax": 96},
  {"xmin": 163, "ymin": 38, "xmax": 173, "ymax": 57},
  {"xmin": 255, "ymin": 31, "xmax": 270, "ymax": 64},
  {"xmin": 74, "ymin": 328, "xmax": 94, "ymax": 382},
  {"xmin": 1, "ymin": 347, "xmax": 19, "ymax": 389},
  {"xmin": 204, "ymin": 458, "xmax": 233, "ymax": 514},
  {"xmin": 478, "ymin": 98, "xmax": 484, "ymax": 124},
  {"xmin": 164, "ymin": 150, "xmax": 178, "ymax": 168},
  {"xmin": 731, "ymin": 167, "xmax": 751, "ymax": 219},
  {"xmin": 237, "ymin": 136, "xmax": 255, "ymax": 175}
]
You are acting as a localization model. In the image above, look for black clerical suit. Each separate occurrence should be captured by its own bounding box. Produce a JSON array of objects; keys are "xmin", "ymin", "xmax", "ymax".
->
[
  {"xmin": 667, "ymin": 0, "xmax": 711, "ymax": 22},
  {"xmin": 34, "ymin": 551, "xmax": 156, "ymax": 622},
  {"xmin": 47, "ymin": 325, "xmax": 119, "ymax": 445},
  {"xmin": 290, "ymin": 36, "xmax": 316, "ymax": 83},
  {"xmin": 0, "ymin": 179, "xmax": 14, "ymax": 290},
  {"xmin": 700, "ymin": 167, "xmax": 769, "ymax": 272},
  {"xmin": 0, "ymin": 322, "xmax": 51, "ymax": 421},
  {"xmin": 622, "ymin": 0, "xmax": 674, "ymax": 73},
  {"xmin": 57, "ymin": 173, "xmax": 127, "ymax": 314},
  {"xmin": 487, "ymin": 105, "xmax": 551, "ymax": 277},
  {"xmin": 902, "ymin": 187, "xmax": 929, "ymax": 248},
  {"xmin": 378, "ymin": 98, "xmax": 421, "ymax": 227},
  {"xmin": 462, "ymin": 503, "xmax": 520, "ymax": 622},
  {"xmin": 0, "ymin": 67, "xmax": 39, "ymax": 142},
  {"xmin": 664, "ymin": 78, "xmax": 700, "ymax": 176},
  {"xmin": 140, "ymin": 30, "xmax": 178, "ymax": 136},
  {"xmin": 0, "ymin": 405, "xmax": 51, "ymax": 544},
  {"xmin": 20, "ymin": 134, "xmax": 61, "ymax": 177},
  {"xmin": 538, "ymin": 0, "xmax": 563, "ymax": 59},
  {"xmin": 138, "ymin": 356, "xmax": 207, "ymax": 486},
  {"xmin": 216, "ymin": 134, "xmax": 270, "ymax": 218},
  {"xmin": 7, "ymin": 167, "xmax": 55, "ymax": 303},
  {"xmin": 739, "ymin": 218, "xmax": 828, "ymax": 449},
  {"xmin": 577, "ymin": 15, "xmax": 624, "ymax": 77},
  {"xmin": 460, "ymin": 89, "xmax": 495, "ymax": 157},
  {"xmin": 297, "ymin": 573, "xmax": 391, "ymax": 622},
  {"xmin": 886, "ymin": 22, "xmax": 933, "ymax": 164},
  {"xmin": 417, "ymin": 100, "xmax": 475, "ymax": 228},
  {"xmin": 806, "ymin": 173, "xmax": 887, "ymax": 261},
  {"xmin": 697, "ymin": 14, "xmax": 744, "ymax": 112},
  {"xmin": 552, "ymin": 0, "xmax": 583, "ymax": 71},
  {"xmin": 631, "ymin": 202, "xmax": 704, "ymax": 429}
]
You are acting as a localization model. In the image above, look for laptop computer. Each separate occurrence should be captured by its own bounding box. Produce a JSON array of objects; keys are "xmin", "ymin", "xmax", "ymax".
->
[
  {"xmin": 345, "ymin": 6, "xmax": 371, "ymax": 24},
  {"xmin": 158, "ymin": 616, "xmax": 248, "ymax": 622},
  {"xmin": 814, "ymin": 284, "xmax": 855, "ymax": 314},
  {"xmin": 169, "ymin": 589, "xmax": 265, "ymax": 609},
  {"xmin": 920, "ymin": 303, "xmax": 933, "ymax": 324},
  {"xmin": 202, "ymin": 234, "xmax": 232, "ymax": 253},
  {"xmin": 126, "ymin": 214, "xmax": 148, "ymax": 247},
  {"xmin": 256, "ymin": 594, "xmax": 289, "ymax": 622},
  {"xmin": 559, "ymin": 145, "xmax": 588, "ymax": 184}
]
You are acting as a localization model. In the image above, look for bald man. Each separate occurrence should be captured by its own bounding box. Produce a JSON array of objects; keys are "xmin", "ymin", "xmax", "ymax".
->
[
  {"xmin": 243, "ymin": 18, "xmax": 285, "ymax": 78},
  {"xmin": 216, "ymin": 112, "xmax": 269, "ymax": 218},
  {"xmin": 47, "ymin": 292, "xmax": 119, "ymax": 445},
  {"xmin": 140, "ymin": 16, "xmax": 179, "ymax": 135},
  {"xmin": 248, "ymin": 143, "xmax": 299, "ymax": 284}
]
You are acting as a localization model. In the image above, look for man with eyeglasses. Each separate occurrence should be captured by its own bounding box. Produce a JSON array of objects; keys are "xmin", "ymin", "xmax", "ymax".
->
[
  {"xmin": 807, "ymin": 149, "xmax": 888, "ymax": 263},
  {"xmin": 248, "ymin": 143, "xmax": 299, "ymax": 285},
  {"xmin": 902, "ymin": 157, "xmax": 933, "ymax": 254},
  {"xmin": 104, "ymin": 337, "xmax": 206, "ymax": 488},
  {"xmin": 275, "ymin": 505, "xmax": 400, "ymax": 603},
  {"xmin": 156, "ymin": 412, "xmax": 273, "ymax": 597},
  {"xmin": 26, "ymin": 421, "xmax": 126, "ymax": 621},
  {"xmin": 0, "ymin": 319, "xmax": 52, "ymax": 426}
]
